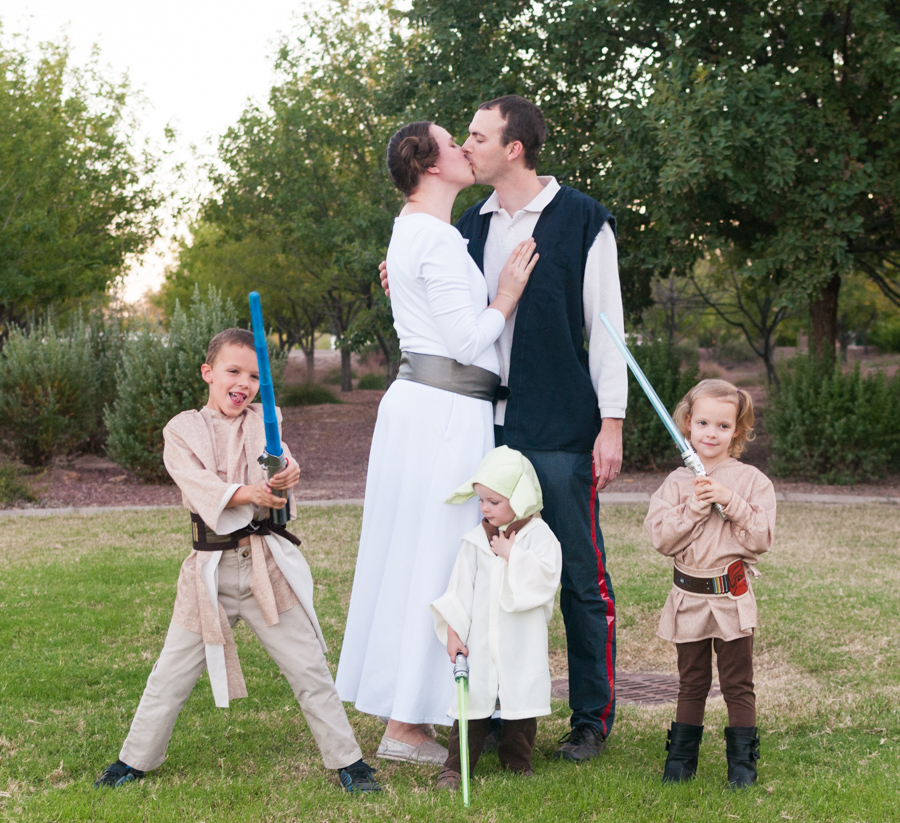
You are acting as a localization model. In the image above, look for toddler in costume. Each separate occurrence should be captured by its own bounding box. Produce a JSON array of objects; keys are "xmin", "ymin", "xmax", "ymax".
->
[
  {"xmin": 94, "ymin": 328, "xmax": 378, "ymax": 793},
  {"xmin": 430, "ymin": 446, "xmax": 562, "ymax": 789},
  {"xmin": 644, "ymin": 379, "xmax": 776, "ymax": 788}
]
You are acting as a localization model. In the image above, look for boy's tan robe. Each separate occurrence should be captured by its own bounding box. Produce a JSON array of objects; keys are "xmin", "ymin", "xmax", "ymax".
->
[
  {"xmin": 644, "ymin": 458, "xmax": 776, "ymax": 643},
  {"xmin": 163, "ymin": 404, "xmax": 326, "ymax": 708}
]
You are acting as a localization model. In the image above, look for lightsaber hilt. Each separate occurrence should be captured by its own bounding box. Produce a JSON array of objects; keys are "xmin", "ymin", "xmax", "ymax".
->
[
  {"xmin": 598, "ymin": 312, "xmax": 726, "ymax": 520},
  {"xmin": 453, "ymin": 652, "xmax": 469, "ymax": 681},
  {"xmin": 454, "ymin": 652, "xmax": 470, "ymax": 807},
  {"xmin": 258, "ymin": 449, "xmax": 290, "ymax": 526}
]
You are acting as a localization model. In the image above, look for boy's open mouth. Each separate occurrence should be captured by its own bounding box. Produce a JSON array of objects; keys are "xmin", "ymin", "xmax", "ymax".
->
[{"xmin": 229, "ymin": 392, "xmax": 247, "ymax": 405}]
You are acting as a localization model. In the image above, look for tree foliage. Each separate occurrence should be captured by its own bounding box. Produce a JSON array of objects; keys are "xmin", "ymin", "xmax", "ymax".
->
[
  {"xmin": 200, "ymin": 1, "xmax": 402, "ymax": 389},
  {"xmin": 390, "ymin": 1, "xmax": 900, "ymax": 351},
  {"xmin": 0, "ymin": 31, "xmax": 163, "ymax": 334}
]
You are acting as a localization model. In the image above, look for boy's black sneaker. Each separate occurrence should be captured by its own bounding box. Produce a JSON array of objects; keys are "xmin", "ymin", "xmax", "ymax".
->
[
  {"xmin": 553, "ymin": 724, "xmax": 607, "ymax": 762},
  {"xmin": 337, "ymin": 759, "xmax": 381, "ymax": 793},
  {"xmin": 94, "ymin": 760, "xmax": 145, "ymax": 788}
]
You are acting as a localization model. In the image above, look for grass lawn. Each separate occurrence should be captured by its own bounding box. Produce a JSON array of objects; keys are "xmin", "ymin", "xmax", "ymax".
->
[{"xmin": 1, "ymin": 504, "xmax": 898, "ymax": 822}]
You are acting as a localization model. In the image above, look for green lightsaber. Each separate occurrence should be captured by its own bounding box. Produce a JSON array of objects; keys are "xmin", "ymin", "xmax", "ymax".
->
[
  {"xmin": 453, "ymin": 653, "xmax": 470, "ymax": 807},
  {"xmin": 599, "ymin": 312, "xmax": 726, "ymax": 519}
]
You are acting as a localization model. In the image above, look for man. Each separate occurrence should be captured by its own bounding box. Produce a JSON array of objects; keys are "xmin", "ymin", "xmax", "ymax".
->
[
  {"xmin": 380, "ymin": 96, "xmax": 626, "ymax": 761},
  {"xmin": 456, "ymin": 96, "xmax": 626, "ymax": 762}
]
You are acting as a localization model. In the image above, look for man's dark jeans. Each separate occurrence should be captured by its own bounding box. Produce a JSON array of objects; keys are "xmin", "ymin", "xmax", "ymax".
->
[{"xmin": 497, "ymin": 426, "xmax": 617, "ymax": 736}]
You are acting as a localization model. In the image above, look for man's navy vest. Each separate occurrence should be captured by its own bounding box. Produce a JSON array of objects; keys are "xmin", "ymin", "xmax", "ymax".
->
[{"xmin": 456, "ymin": 186, "xmax": 615, "ymax": 453}]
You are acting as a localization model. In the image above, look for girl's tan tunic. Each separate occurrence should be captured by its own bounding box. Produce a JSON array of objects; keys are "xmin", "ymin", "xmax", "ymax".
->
[
  {"xmin": 163, "ymin": 404, "xmax": 325, "ymax": 707},
  {"xmin": 644, "ymin": 458, "xmax": 776, "ymax": 643}
]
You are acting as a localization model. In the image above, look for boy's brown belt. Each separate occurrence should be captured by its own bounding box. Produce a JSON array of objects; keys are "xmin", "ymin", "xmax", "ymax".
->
[
  {"xmin": 190, "ymin": 512, "xmax": 301, "ymax": 551},
  {"xmin": 673, "ymin": 560, "xmax": 748, "ymax": 597}
]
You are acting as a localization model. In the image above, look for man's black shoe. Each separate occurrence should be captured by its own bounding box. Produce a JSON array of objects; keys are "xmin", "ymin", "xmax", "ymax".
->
[
  {"xmin": 94, "ymin": 760, "xmax": 145, "ymax": 788},
  {"xmin": 554, "ymin": 724, "xmax": 607, "ymax": 762},
  {"xmin": 338, "ymin": 759, "xmax": 381, "ymax": 793}
]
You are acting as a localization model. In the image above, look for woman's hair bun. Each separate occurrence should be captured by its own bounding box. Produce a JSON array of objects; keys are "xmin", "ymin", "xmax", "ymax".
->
[{"xmin": 386, "ymin": 122, "xmax": 440, "ymax": 196}]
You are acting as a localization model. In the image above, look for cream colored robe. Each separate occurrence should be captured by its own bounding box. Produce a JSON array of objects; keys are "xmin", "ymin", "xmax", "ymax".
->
[
  {"xmin": 163, "ymin": 404, "xmax": 326, "ymax": 708},
  {"xmin": 430, "ymin": 518, "xmax": 562, "ymax": 720},
  {"xmin": 644, "ymin": 458, "xmax": 776, "ymax": 643}
]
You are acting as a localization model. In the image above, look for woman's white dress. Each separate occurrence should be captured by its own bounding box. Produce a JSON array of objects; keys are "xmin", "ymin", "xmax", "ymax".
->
[{"xmin": 335, "ymin": 213, "xmax": 505, "ymax": 725}]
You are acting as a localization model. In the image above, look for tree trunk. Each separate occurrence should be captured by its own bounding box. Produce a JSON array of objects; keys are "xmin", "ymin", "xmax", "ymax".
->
[
  {"xmin": 340, "ymin": 345, "xmax": 353, "ymax": 392},
  {"xmin": 762, "ymin": 335, "xmax": 780, "ymax": 391},
  {"xmin": 809, "ymin": 273, "xmax": 840, "ymax": 364},
  {"xmin": 303, "ymin": 346, "xmax": 315, "ymax": 382}
]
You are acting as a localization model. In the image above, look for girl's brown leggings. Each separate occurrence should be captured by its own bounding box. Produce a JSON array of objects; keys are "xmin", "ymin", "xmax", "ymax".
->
[{"xmin": 675, "ymin": 634, "xmax": 756, "ymax": 727}]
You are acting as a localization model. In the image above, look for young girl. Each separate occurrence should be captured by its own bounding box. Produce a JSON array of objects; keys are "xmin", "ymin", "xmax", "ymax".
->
[{"xmin": 644, "ymin": 379, "xmax": 776, "ymax": 789}]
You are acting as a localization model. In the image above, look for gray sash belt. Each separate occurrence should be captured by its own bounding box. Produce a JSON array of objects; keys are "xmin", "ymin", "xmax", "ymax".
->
[{"xmin": 397, "ymin": 352, "xmax": 504, "ymax": 402}]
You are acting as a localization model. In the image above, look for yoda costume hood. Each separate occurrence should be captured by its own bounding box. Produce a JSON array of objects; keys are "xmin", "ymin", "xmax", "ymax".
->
[{"xmin": 445, "ymin": 446, "xmax": 543, "ymax": 523}]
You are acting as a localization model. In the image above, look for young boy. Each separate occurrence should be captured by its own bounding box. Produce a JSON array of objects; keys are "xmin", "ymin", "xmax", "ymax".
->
[
  {"xmin": 430, "ymin": 446, "xmax": 562, "ymax": 788},
  {"xmin": 94, "ymin": 328, "xmax": 379, "ymax": 793}
]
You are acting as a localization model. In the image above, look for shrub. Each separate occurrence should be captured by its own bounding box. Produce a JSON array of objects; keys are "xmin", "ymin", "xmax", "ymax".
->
[
  {"xmin": 622, "ymin": 336, "xmax": 699, "ymax": 470},
  {"xmin": 768, "ymin": 357, "xmax": 900, "ymax": 483},
  {"xmin": 105, "ymin": 286, "xmax": 286, "ymax": 481},
  {"xmin": 869, "ymin": 314, "xmax": 900, "ymax": 353},
  {"xmin": 280, "ymin": 382, "xmax": 341, "ymax": 406},
  {"xmin": 321, "ymin": 367, "xmax": 356, "ymax": 385},
  {"xmin": 0, "ymin": 462, "xmax": 37, "ymax": 506},
  {"xmin": 0, "ymin": 314, "xmax": 97, "ymax": 466},
  {"xmin": 85, "ymin": 311, "xmax": 128, "ymax": 453},
  {"xmin": 357, "ymin": 372, "xmax": 387, "ymax": 390}
]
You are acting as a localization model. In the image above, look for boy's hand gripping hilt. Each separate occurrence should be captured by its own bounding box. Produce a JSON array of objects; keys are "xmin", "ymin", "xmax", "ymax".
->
[{"xmin": 258, "ymin": 450, "xmax": 290, "ymax": 526}]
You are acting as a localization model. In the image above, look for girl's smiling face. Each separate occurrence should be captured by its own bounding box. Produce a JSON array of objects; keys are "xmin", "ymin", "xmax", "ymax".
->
[
  {"xmin": 201, "ymin": 343, "xmax": 259, "ymax": 417},
  {"xmin": 687, "ymin": 395, "xmax": 739, "ymax": 469}
]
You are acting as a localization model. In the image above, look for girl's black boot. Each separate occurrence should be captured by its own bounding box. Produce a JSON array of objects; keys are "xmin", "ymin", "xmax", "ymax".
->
[
  {"xmin": 724, "ymin": 726, "xmax": 760, "ymax": 788},
  {"xmin": 662, "ymin": 722, "xmax": 704, "ymax": 782}
]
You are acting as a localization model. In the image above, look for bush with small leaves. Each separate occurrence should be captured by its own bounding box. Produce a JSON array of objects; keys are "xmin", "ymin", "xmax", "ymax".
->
[
  {"xmin": 768, "ymin": 357, "xmax": 900, "ymax": 483},
  {"xmin": 0, "ymin": 314, "xmax": 97, "ymax": 466},
  {"xmin": 0, "ymin": 461, "xmax": 37, "ymax": 506}
]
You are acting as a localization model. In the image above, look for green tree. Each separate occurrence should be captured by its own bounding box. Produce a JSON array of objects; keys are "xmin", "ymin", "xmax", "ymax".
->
[
  {"xmin": 391, "ymin": 1, "xmax": 900, "ymax": 351},
  {"xmin": 203, "ymin": 1, "xmax": 401, "ymax": 390},
  {"xmin": 158, "ymin": 223, "xmax": 329, "ymax": 380},
  {"xmin": 0, "ymin": 31, "xmax": 163, "ymax": 335},
  {"xmin": 689, "ymin": 255, "xmax": 795, "ymax": 388}
]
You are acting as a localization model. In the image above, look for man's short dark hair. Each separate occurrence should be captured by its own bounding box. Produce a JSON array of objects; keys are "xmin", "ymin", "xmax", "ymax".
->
[
  {"xmin": 206, "ymin": 328, "xmax": 255, "ymax": 366},
  {"xmin": 478, "ymin": 95, "xmax": 546, "ymax": 170}
]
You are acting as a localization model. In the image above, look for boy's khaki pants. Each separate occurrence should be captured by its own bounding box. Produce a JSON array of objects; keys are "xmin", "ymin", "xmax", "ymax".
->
[{"xmin": 120, "ymin": 547, "xmax": 362, "ymax": 771}]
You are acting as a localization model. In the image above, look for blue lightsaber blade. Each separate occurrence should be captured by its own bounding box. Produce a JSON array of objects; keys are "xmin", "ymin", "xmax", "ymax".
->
[
  {"xmin": 249, "ymin": 291, "xmax": 289, "ymax": 525},
  {"xmin": 599, "ymin": 313, "xmax": 725, "ymax": 519}
]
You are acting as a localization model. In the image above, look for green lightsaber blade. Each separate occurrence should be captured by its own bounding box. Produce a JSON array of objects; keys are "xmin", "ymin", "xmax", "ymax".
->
[
  {"xmin": 454, "ymin": 654, "xmax": 470, "ymax": 807},
  {"xmin": 599, "ymin": 313, "xmax": 726, "ymax": 519}
]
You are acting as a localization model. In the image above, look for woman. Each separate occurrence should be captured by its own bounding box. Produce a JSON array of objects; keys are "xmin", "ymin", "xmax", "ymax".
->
[{"xmin": 335, "ymin": 121, "xmax": 538, "ymax": 764}]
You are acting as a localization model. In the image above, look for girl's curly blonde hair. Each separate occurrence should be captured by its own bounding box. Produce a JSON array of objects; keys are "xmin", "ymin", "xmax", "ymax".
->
[{"xmin": 673, "ymin": 378, "xmax": 756, "ymax": 458}]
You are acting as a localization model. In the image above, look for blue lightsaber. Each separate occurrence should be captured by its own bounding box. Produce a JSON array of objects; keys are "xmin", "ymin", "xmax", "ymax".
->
[
  {"xmin": 249, "ymin": 291, "xmax": 289, "ymax": 525},
  {"xmin": 599, "ymin": 313, "xmax": 725, "ymax": 519}
]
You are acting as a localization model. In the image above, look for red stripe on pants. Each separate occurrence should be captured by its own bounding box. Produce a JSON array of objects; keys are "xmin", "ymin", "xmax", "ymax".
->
[{"xmin": 590, "ymin": 469, "xmax": 616, "ymax": 735}]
